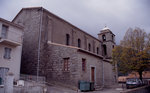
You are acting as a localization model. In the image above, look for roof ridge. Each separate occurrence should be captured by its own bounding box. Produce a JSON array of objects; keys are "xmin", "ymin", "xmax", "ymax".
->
[{"xmin": 12, "ymin": 7, "xmax": 102, "ymax": 42}]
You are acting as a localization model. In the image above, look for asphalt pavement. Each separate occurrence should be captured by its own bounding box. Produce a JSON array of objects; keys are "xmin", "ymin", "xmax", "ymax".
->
[{"xmin": 47, "ymin": 83, "xmax": 126, "ymax": 93}]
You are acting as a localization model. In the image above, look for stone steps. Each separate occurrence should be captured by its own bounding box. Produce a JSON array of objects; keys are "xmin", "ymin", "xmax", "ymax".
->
[{"xmin": 95, "ymin": 85, "xmax": 103, "ymax": 91}]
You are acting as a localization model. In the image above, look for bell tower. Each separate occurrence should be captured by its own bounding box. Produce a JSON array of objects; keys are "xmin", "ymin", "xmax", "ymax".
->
[{"xmin": 98, "ymin": 26, "xmax": 115, "ymax": 59}]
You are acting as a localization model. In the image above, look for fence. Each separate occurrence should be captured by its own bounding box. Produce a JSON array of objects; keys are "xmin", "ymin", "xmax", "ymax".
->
[{"xmin": 13, "ymin": 81, "xmax": 47, "ymax": 93}]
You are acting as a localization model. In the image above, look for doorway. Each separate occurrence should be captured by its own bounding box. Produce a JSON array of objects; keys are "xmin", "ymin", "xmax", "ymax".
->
[{"xmin": 0, "ymin": 67, "xmax": 9, "ymax": 85}]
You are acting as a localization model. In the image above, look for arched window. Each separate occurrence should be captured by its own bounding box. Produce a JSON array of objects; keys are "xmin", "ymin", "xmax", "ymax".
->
[
  {"xmin": 112, "ymin": 45, "xmax": 114, "ymax": 49},
  {"xmin": 97, "ymin": 47, "xmax": 99, "ymax": 54},
  {"xmin": 102, "ymin": 35, "xmax": 106, "ymax": 41},
  {"xmin": 78, "ymin": 39, "xmax": 81, "ymax": 48},
  {"xmin": 88, "ymin": 43, "xmax": 91, "ymax": 51},
  {"xmin": 66, "ymin": 34, "xmax": 70, "ymax": 45},
  {"xmin": 103, "ymin": 44, "xmax": 107, "ymax": 55},
  {"xmin": 112, "ymin": 35, "xmax": 114, "ymax": 41}
]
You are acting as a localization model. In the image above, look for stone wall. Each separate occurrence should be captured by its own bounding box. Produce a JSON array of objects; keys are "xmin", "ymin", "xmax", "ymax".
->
[
  {"xmin": 77, "ymin": 51, "xmax": 103, "ymax": 86},
  {"xmin": 13, "ymin": 8, "xmax": 42, "ymax": 75},
  {"xmin": 98, "ymin": 30, "xmax": 115, "ymax": 58},
  {"xmin": 103, "ymin": 41, "xmax": 115, "ymax": 58},
  {"xmin": 41, "ymin": 43, "xmax": 79, "ymax": 88},
  {"xmin": 41, "ymin": 42, "xmax": 115, "ymax": 88},
  {"xmin": 103, "ymin": 61, "xmax": 116, "ymax": 86},
  {"xmin": 42, "ymin": 10, "xmax": 102, "ymax": 56},
  {"xmin": 12, "ymin": 7, "xmax": 117, "ymax": 88}
]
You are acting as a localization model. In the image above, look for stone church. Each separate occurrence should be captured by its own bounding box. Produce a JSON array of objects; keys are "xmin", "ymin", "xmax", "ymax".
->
[{"xmin": 12, "ymin": 7, "xmax": 117, "ymax": 89}]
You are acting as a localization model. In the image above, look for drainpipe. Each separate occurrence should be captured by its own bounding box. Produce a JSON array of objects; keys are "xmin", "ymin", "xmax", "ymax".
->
[
  {"xmin": 102, "ymin": 60, "xmax": 104, "ymax": 88},
  {"xmin": 37, "ymin": 7, "xmax": 43, "ymax": 81}
]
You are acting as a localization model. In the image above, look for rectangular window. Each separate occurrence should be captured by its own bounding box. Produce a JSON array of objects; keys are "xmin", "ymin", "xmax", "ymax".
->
[
  {"xmin": 63, "ymin": 58, "xmax": 69, "ymax": 71},
  {"xmin": 4, "ymin": 47, "xmax": 11, "ymax": 59},
  {"xmin": 1, "ymin": 25, "xmax": 8, "ymax": 39},
  {"xmin": 82, "ymin": 58, "xmax": 86, "ymax": 71}
]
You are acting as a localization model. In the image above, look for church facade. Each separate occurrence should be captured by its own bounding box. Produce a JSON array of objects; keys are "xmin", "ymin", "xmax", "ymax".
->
[{"xmin": 12, "ymin": 7, "xmax": 117, "ymax": 89}]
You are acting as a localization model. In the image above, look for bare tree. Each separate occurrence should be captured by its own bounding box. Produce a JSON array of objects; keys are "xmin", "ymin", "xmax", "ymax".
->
[{"xmin": 113, "ymin": 27, "xmax": 150, "ymax": 80}]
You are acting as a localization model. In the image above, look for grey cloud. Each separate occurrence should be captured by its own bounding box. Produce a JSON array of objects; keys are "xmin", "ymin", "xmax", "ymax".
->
[{"xmin": 0, "ymin": 0, "xmax": 150, "ymax": 44}]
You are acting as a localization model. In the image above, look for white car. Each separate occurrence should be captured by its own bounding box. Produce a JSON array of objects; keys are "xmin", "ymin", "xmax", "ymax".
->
[{"xmin": 126, "ymin": 78, "xmax": 142, "ymax": 89}]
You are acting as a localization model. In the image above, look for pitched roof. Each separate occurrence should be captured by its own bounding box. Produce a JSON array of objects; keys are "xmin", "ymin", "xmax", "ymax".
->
[
  {"xmin": 12, "ymin": 7, "xmax": 42, "ymax": 22},
  {"xmin": 0, "ymin": 17, "xmax": 23, "ymax": 29},
  {"xmin": 12, "ymin": 7, "xmax": 103, "ymax": 42}
]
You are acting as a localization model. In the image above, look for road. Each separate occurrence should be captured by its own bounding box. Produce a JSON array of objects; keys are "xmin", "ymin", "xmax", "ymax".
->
[{"xmin": 47, "ymin": 84, "xmax": 126, "ymax": 93}]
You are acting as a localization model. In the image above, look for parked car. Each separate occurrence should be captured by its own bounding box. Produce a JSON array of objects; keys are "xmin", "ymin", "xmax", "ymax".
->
[
  {"xmin": 126, "ymin": 78, "xmax": 142, "ymax": 89},
  {"xmin": 142, "ymin": 79, "xmax": 148, "ymax": 85}
]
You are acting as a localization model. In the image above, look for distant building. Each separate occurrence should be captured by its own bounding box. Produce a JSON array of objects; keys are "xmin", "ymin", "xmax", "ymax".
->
[
  {"xmin": 118, "ymin": 76, "xmax": 127, "ymax": 83},
  {"xmin": 128, "ymin": 71, "xmax": 150, "ymax": 79},
  {"xmin": 0, "ymin": 18, "xmax": 23, "ymax": 85},
  {"xmin": 13, "ymin": 7, "xmax": 117, "ymax": 89}
]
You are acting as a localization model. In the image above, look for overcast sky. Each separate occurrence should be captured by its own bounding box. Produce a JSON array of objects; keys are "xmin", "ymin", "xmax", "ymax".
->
[{"xmin": 0, "ymin": 0, "xmax": 150, "ymax": 44}]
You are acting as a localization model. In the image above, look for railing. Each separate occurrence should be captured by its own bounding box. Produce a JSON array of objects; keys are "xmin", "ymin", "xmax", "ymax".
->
[
  {"xmin": 20, "ymin": 74, "xmax": 46, "ymax": 83},
  {"xmin": 0, "ymin": 29, "xmax": 22, "ymax": 44}
]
